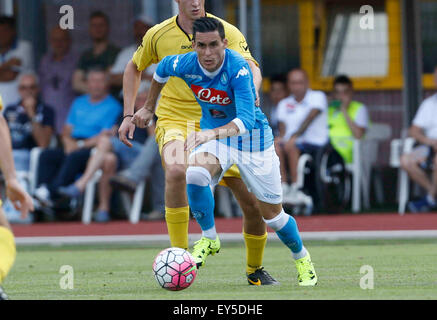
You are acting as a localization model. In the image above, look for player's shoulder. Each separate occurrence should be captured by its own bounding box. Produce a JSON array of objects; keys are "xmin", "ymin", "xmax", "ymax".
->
[
  {"xmin": 166, "ymin": 51, "xmax": 197, "ymax": 65},
  {"xmin": 143, "ymin": 16, "xmax": 177, "ymax": 41},
  {"xmin": 226, "ymin": 49, "xmax": 249, "ymax": 74},
  {"xmin": 227, "ymin": 48, "xmax": 247, "ymax": 62}
]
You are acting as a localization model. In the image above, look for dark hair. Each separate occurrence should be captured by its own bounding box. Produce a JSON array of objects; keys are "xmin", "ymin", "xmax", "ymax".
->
[
  {"xmin": 0, "ymin": 15, "xmax": 16, "ymax": 29},
  {"xmin": 333, "ymin": 74, "xmax": 353, "ymax": 88},
  {"xmin": 90, "ymin": 10, "xmax": 109, "ymax": 24},
  {"xmin": 192, "ymin": 17, "xmax": 225, "ymax": 41},
  {"xmin": 270, "ymin": 74, "xmax": 287, "ymax": 85}
]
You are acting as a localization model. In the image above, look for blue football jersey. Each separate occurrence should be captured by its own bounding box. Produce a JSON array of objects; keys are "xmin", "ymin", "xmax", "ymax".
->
[{"xmin": 154, "ymin": 48, "xmax": 273, "ymax": 152}]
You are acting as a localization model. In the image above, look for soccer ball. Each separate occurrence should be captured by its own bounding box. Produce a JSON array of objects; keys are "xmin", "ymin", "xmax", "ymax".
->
[{"xmin": 152, "ymin": 247, "xmax": 197, "ymax": 291}]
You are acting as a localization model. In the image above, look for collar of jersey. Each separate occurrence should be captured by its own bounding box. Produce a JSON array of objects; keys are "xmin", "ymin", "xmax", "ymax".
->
[{"xmin": 197, "ymin": 50, "xmax": 226, "ymax": 79}]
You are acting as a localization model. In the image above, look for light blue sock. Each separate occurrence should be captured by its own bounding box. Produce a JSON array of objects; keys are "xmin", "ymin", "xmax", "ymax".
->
[
  {"xmin": 186, "ymin": 167, "xmax": 216, "ymax": 235},
  {"xmin": 263, "ymin": 210, "xmax": 304, "ymax": 255}
]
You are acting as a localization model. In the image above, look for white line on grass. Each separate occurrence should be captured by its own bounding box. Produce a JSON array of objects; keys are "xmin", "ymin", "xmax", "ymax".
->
[{"xmin": 15, "ymin": 230, "xmax": 437, "ymax": 246}]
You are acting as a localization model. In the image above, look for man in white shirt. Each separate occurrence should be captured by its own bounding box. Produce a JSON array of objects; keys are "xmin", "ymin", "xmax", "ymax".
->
[
  {"xmin": 109, "ymin": 15, "xmax": 156, "ymax": 97},
  {"xmin": 401, "ymin": 66, "xmax": 437, "ymax": 212},
  {"xmin": 0, "ymin": 16, "xmax": 34, "ymax": 108},
  {"xmin": 276, "ymin": 69, "xmax": 328, "ymax": 201}
]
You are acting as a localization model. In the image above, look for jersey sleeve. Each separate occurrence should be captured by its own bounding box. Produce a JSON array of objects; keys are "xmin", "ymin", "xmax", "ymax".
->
[
  {"xmin": 230, "ymin": 63, "xmax": 256, "ymax": 131},
  {"xmin": 132, "ymin": 28, "xmax": 160, "ymax": 72},
  {"xmin": 153, "ymin": 54, "xmax": 184, "ymax": 84}
]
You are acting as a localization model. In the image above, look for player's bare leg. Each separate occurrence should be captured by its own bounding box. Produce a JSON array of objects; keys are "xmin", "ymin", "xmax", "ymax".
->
[
  {"xmin": 161, "ymin": 139, "xmax": 190, "ymax": 249},
  {"xmin": 222, "ymin": 177, "xmax": 265, "ymax": 236}
]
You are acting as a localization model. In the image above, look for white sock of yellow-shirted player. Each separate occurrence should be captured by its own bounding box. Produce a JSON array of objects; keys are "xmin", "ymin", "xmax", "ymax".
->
[
  {"xmin": 263, "ymin": 209, "xmax": 317, "ymax": 286},
  {"xmin": 0, "ymin": 226, "xmax": 16, "ymax": 285}
]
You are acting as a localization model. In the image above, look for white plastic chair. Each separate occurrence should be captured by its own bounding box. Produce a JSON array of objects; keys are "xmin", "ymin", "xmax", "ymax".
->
[
  {"xmin": 390, "ymin": 136, "xmax": 416, "ymax": 215},
  {"xmin": 81, "ymin": 169, "xmax": 146, "ymax": 224},
  {"xmin": 14, "ymin": 147, "xmax": 43, "ymax": 196},
  {"xmin": 348, "ymin": 123, "xmax": 392, "ymax": 212}
]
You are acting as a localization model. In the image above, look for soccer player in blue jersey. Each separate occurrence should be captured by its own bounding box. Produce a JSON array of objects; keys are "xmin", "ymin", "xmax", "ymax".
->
[{"xmin": 132, "ymin": 17, "xmax": 317, "ymax": 286}]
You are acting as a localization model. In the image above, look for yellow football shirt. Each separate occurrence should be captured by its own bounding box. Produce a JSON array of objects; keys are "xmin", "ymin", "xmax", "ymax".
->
[{"xmin": 132, "ymin": 13, "xmax": 258, "ymax": 125}]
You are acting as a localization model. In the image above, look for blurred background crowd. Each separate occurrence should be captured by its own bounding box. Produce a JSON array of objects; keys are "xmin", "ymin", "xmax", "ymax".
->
[{"xmin": 0, "ymin": 0, "xmax": 436, "ymax": 224}]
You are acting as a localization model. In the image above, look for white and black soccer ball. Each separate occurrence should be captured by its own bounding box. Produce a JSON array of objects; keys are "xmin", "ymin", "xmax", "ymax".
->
[{"xmin": 152, "ymin": 247, "xmax": 197, "ymax": 291}]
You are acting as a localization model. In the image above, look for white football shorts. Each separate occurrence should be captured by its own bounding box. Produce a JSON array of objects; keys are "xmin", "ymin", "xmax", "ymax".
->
[{"xmin": 189, "ymin": 140, "xmax": 283, "ymax": 204}]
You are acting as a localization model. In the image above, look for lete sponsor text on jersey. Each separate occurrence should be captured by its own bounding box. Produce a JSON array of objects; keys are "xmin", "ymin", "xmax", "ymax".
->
[{"xmin": 191, "ymin": 84, "xmax": 232, "ymax": 105}]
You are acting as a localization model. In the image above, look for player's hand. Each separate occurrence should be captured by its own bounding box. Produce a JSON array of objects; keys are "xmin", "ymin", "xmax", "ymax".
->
[
  {"xmin": 132, "ymin": 107, "xmax": 154, "ymax": 129},
  {"xmin": 118, "ymin": 118, "xmax": 136, "ymax": 148},
  {"xmin": 184, "ymin": 130, "xmax": 215, "ymax": 151},
  {"xmin": 255, "ymin": 91, "xmax": 260, "ymax": 107},
  {"xmin": 5, "ymin": 178, "xmax": 34, "ymax": 219}
]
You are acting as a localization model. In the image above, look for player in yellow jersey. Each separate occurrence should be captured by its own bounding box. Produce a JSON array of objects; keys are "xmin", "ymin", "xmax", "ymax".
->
[
  {"xmin": 0, "ymin": 94, "xmax": 34, "ymax": 299},
  {"xmin": 119, "ymin": 0, "xmax": 278, "ymax": 285}
]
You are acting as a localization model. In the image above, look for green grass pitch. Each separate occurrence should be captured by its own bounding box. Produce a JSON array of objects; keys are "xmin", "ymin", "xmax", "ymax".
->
[{"xmin": 4, "ymin": 239, "xmax": 437, "ymax": 300}]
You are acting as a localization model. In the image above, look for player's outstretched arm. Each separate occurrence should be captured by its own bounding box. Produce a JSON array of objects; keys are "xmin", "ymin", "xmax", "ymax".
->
[
  {"xmin": 131, "ymin": 78, "xmax": 165, "ymax": 129},
  {"xmin": 246, "ymin": 60, "xmax": 262, "ymax": 107},
  {"xmin": 119, "ymin": 61, "xmax": 142, "ymax": 147},
  {"xmin": 185, "ymin": 121, "xmax": 241, "ymax": 151},
  {"xmin": 0, "ymin": 115, "xmax": 34, "ymax": 218}
]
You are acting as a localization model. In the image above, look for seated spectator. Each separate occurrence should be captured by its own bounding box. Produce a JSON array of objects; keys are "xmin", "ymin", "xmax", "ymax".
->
[
  {"xmin": 276, "ymin": 68, "xmax": 328, "ymax": 199},
  {"xmin": 72, "ymin": 11, "xmax": 120, "ymax": 94},
  {"xmin": 267, "ymin": 74, "xmax": 288, "ymax": 137},
  {"xmin": 110, "ymin": 15, "xmax": 156, "ymax": 97},
  {"xmin": 3, "ymin": 72, "xmax": 55, "ymax": 171},
  {"xmin": 39, "ymin": 26, "xmax": 78, "ymax": 135},
  {"xmin": 2, "ymin": 73, "xmax": 53, "ymax": 223},
  {"xmin": 401, "ymin": 65, "xmax": 437, "ymax": 212},
  {"xmin": 34, "ymin": 68, "xmax": 121, "ymax": 210},
  {"xmin": 0, "ymin": 16, "xmax": 34, "ymax": 108},
  {"xmin": 328, "ymin": 75, "xmax": 369, "ymax": 164},
  {"xmin": 58, "ymin": 89, "xmax": 164, "ymax": 222}
]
